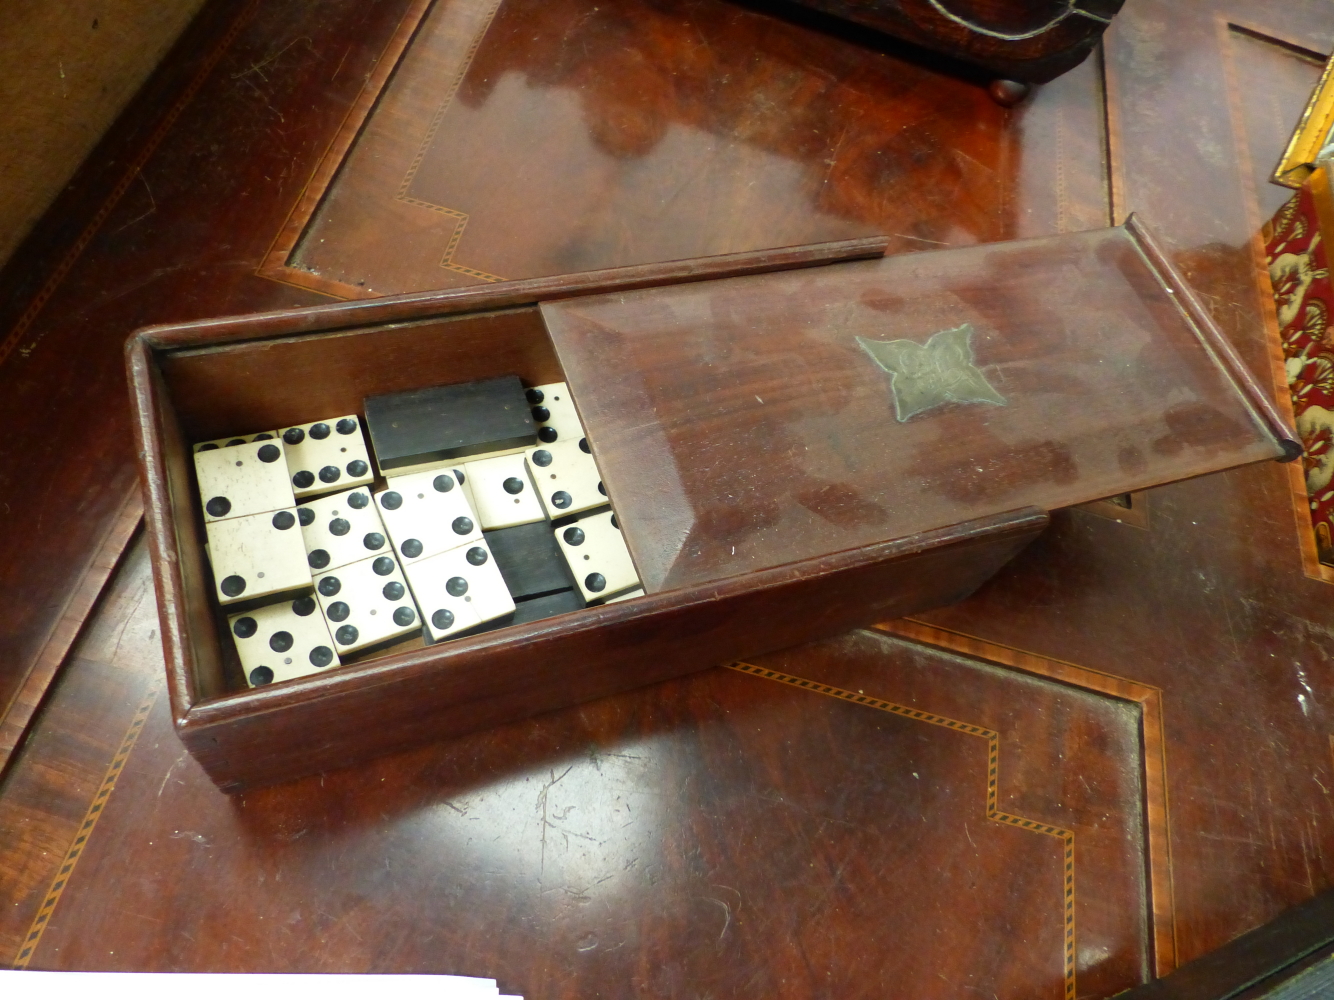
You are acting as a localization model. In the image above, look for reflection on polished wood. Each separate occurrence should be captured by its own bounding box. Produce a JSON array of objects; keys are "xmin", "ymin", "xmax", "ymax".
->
[
  {"xmin": 266, "ymin": 0, "xmax": 1109, "ymax": 297},
  {"xmin": 883, "ymin": 617, "xmax": 1176, "ymax": 975},
  {"xmin": 1, "ymin": 0, "xmax": 1334, "ymax": 995}
]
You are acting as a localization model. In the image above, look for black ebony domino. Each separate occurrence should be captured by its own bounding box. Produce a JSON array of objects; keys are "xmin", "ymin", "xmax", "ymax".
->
[
  {"xmin": 484, "ymin": 520, "xmax": 576, "ymax": 599},
  {"xmin": 364, "ymin": 376, "xmax": 535, "ymax": 471}
]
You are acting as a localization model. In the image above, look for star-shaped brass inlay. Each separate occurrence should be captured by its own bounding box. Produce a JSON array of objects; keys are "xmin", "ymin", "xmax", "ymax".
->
[{"xmin": 856, "ymin": 323, "xmax": 1006, "ymax": 422}]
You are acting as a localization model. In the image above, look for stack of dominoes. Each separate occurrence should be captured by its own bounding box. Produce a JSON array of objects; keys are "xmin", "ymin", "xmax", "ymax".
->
[{"xmin": 192, "ymin": 378, "xmax": 642, "ymax": 690}]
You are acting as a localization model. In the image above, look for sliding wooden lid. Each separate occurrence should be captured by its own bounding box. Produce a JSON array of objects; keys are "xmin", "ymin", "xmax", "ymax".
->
[{"xmin": 542, "ymin": 218, "xmax": 1297, "ymax": 594}]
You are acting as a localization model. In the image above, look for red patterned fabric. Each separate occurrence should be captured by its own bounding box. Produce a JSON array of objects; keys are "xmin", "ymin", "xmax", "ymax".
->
[{"xmin": 1267, "ymin": 184, "xmax": 1334, "ymax": 565}]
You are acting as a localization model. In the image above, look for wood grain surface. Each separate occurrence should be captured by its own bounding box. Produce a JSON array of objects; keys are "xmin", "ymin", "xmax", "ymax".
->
[
  {"xmin": 1, "ymin": 0, "xmax": 1333, "ymax": 994},
  {"xmin": 268, "ymin": 0, "xmax": 1110, "ymax": 298},
  {"xmin": 0, "ymin": 548, "xmax": 1151, "ymax": 1000},
  {"xmin": 919, "ymin": 0, "xmax": 1334, "ymax": 971}
]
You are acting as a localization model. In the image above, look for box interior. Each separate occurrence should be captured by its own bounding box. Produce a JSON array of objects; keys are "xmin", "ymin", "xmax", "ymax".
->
[
  {"xmin": 156, "ymin": 304, "xmax": 571, "ymax": 704},
  {"xmin": 163, "ymin": 306, "xmax": 561, "ymax": 440}
]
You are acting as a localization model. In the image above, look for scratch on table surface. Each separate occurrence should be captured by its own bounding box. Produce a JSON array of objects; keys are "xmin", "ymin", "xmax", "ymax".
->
[
  {"xmin": 237, "ymin": 75, "xmax": 286, "ymax": 124},
  {"xmin": 1300, "ymin": 824, "xmax": 1316, "ymax": 894},
  {"xmin": 888, "ymin": 231, "xmax": 951, "ymax": 246},
  {"xmin": 117, "ymin": 908, "xmax": 163, "ymax": 923},
  {"xmin": 110, "ymin": 175, "xmax": 158, "ymax": 235},
  {"xmin": 157, "ymin": 752, "xmax": 188, "ymax": 797},
  {"xmin": 536, "ymin": 764, "xmax": 574, "ymax": 881},
  {"xmin": 754, "ymin": 790, "xmax": 860, "ymax": 829},
  {"xmin": 819, "ymin": 123, "xmax": 854, "ymax": 191},
  {"xmin": 1196, "ymin": 830, "xmax": 1263, "ymax": 846},
  {"xmin": 329, "ymin": 44, "xmax": 352, "ymax": 83},
  {"xmin": 81, "ymin": 259, "xmax": 251, "ymax": 315},
  {"xmin": 550, "ymin": 823, "xmax": 599, "ymax": 850},
  {"xmin": 105, "ymin": 587, "xmax": 149, "ymax": 667},
  {"xmin": 231, "ymin": 35, "xmax": 313, "ymax": 82},
  {"xmin": 701, "ymin": 895, "xmax": 732, "ymax": 945}
]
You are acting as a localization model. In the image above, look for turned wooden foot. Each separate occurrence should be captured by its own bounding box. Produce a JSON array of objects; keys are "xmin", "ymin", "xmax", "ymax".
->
[{"xmin": 989, "ymin": 79, "xmax": 1032, "ymax": 107}]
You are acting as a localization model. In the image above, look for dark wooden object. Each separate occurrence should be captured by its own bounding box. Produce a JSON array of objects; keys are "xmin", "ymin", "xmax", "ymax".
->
[
  {"xmin": 130, "ymin": 238, "xmax": 1055, "ymax": 791},
  {"xmin": 130, "ymin": 221, "xmax": 1296, "ymax": 800},
  {"xmin": 129, "ymin": 220, "xmax": 1297, "ymax": 791},
  {"xmin": 1115, "ymin": 890, "xmax": 1334, "ymax": 1000},
  {"xmin": 485, "ymin": 521, "xmax": 577, "ymax": 600},
  {"xmin": 364, "ymin": 375, "xmax": 534, "ymax": 470},
  {"xmin": 1240, "ymin": 960, "xmax": 1334, "ymax": 1000},
  {"xmin": 772, "ymin": 0, "xmax": 1126, "ymax": 82}
]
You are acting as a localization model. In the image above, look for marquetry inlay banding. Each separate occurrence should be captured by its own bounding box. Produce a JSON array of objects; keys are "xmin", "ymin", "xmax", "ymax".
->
[
  {"xmin": 726, "ymin": 660, "xmax": 1078, "ymax": 1000},
  {"xmin": 394, "ymin": 0, "xmax": 505, "ymax": 283},
  {"xmin": 12, "ymin": 689, "xmax": 159, "ymax": 968}
]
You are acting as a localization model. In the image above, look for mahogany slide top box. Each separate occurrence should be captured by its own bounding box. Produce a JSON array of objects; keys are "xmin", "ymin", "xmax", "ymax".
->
[{"xmin": 127, "ymin": 219, "xmax": 1296, "ymax": 791}]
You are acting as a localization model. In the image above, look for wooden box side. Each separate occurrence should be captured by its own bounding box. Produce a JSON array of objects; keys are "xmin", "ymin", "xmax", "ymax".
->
[
  {"xmin": 126, "ymin": 338, "xmax": 230, "ymax": 717},
  {"xmin": 177, "ymin": 507, "xmax": 1048, "ymax": 791},
  {"xmin": 139, "ymin": 237, "xmax": 891, "ymax": 352},
  {"xmin": 160, "ymin": 308, "xmax": 559, "ymax": 442}
]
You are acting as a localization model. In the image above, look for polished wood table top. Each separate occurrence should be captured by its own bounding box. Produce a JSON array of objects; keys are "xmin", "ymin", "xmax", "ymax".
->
[
  {"xmin": 1, "ymin": 0, "xmax": 1333, "ymax": 996},
  {"xmin": 1, "ymin": 545, "xmax": 1149, "ymax": 997}
]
